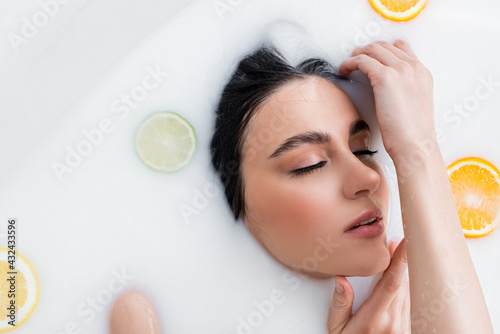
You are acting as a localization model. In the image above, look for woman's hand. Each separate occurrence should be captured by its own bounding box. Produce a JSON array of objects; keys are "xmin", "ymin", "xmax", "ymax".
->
[
  {"xmin": 338, "ymin": 40, "xmax": 436, "ymax": 163},
  {"xmin": 327, "ymin": 239, "xmax": 410, "ymax": 334}
]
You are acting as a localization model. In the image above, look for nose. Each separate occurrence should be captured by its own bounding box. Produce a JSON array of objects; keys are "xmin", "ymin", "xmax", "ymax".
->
[{"xmin": 342, "ymin": 153, "xmax": 381, "ymax": 199}]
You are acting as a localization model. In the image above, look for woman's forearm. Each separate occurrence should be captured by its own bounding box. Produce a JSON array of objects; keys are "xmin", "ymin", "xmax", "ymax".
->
[{"xmin": 392, "ymin": 138, "xmax": 493, "ymax": 333}]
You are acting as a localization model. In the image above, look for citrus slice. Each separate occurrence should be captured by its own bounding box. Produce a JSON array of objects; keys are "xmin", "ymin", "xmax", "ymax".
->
[
  {"xmin": 0, "ymin": 248, "xmax": 39, "ymax": 332},
  {"xmin": 135, "ymin": 112, "xmax": 196, "ymax": 173},
  {"xmin": 447, "ymin": 157, "xmax": 500, "ymax": 238},
  {"xmin": 368, "ymin": 0, "xmax": 427, "ymax": 22}
]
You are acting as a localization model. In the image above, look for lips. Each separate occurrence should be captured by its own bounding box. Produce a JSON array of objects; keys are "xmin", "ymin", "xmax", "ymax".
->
[{"xmin": 344, "ymin": 207, "xmax": 383, "ymax": 232}]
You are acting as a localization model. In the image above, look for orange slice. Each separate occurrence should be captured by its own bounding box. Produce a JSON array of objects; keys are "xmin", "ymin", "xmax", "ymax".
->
[
  {"xmin": 447, "ymin": 157, "xmax": 500, "ymax": 238},
  {"xmin": 0, "ymin": 249, "xmax": 39, "ymax": 332},
  {"xmin": 368, "ymin": 0, "xmax": 427, "ymax": 22}
]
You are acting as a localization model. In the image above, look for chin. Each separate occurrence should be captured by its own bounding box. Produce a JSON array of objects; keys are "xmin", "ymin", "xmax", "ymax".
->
[
  {"xmin": 359, "ymin": 248, "xmax": 392, "ymax": 276},
  {"xmin": 355, "ymin": 262, "xmax": 390, "ymax": 277},
  {"xmin": 340, "ymin": 245, "xmax": 392, "ymax": 277},
  {"xmin": 299, "ymin": 250, "xmax": 392, "ymax": 279}
]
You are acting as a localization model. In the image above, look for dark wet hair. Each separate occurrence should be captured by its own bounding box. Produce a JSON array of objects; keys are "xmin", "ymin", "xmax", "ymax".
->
[{"xmin": 210, "ymin": 46, "xmax": 348, "ymax": 220}]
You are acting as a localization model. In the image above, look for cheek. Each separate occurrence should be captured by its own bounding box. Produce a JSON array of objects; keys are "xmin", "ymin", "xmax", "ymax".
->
[
  {"xmin": 283, "ymin": 182, "xmax": 335, "ymax": 230},
  {"xmin": 248, "ymin": 177, "xmax": 338, "ymax": 246}
]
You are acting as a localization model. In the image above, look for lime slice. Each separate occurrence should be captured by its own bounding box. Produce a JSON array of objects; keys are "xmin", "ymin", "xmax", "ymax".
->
[
  {"xmin": 0, "ymin": 248, "xmax": 39, "ymax": 332},
  {"xmin": 135, "ymin": 112, "xmax": 196, "ymax": 172}
]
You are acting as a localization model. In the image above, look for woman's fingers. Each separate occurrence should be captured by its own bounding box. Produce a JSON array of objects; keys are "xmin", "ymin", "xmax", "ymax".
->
[
  {"xmin": 362, "ymin": 238, "xmax": 408, "ymax": 312},
  {"xmin": 327, "ymin": 240, "xmax": 410, "ymax": 333},
  {"xmin": 385, "ymin": 240, "xmax": 406, "ymax": 328},
  {"xmin": 388, "ymin": 267, "xmax": 409, "ymax": 329},
  {"xmin": 339, "ymin": 40, "xmax": 419, "ymax": 78},
  {"xmin": 338, "ymin": 54, "xmax": 387, "ymax": 79},
  {"xmin": 401, "ymin": 272, "xmax": 411, "ymax": 333},
  {"xmin": 388, "ymin": 239, "xmax": 399, "ymax": 257},
  {"xmin": 327, "ymin": 275, "xmax": 354, "ymax": 334},
  {"xmin": 372, "ymin": 40, "xmax": 417, "ymax": 64},
  {"xmin": 393, "ymin": 39, "xmax": 419, "ymax": 60},
  {"xmin": 350, "ymin": 42, "xmax": 403, "ymax": 68}
]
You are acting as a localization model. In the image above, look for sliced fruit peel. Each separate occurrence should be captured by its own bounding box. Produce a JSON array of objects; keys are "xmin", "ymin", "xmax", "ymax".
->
[
  {"xmin": 135, "ymin": 111, "xmax": 196, "ymax": 173},
  {"xmin": 447, "ymin": 157, "xmax": 500, "ymax": 238},
  {"xmin": 368, "ymin": 0, "xmax": 427, "ymax": 22},
  {"xmin": 0, "ymin": 249, "xmax": 39, "ymax": 332}
]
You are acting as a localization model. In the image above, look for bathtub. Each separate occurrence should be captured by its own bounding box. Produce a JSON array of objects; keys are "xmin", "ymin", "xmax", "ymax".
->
[{"xmin": 0, "ymin": 0, "xmax": 499, "ymax": 333}]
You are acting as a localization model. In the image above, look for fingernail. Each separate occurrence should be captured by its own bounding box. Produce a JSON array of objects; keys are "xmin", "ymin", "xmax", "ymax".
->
[
  {"xmin": 388, "ymin": 235, "xmax": 403, "ymax": 242},
  {"xmin": 388, "ymin": 235, "xmax": 403, "ymax": 244},
  {"xmin": 335, "ymin": 277, "xmax": 345, "ymax": 294}
]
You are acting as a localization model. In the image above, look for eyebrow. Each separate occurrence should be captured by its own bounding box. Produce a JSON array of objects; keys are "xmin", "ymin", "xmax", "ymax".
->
[{"xmin": 267, "ymin": 119, "xmax": 370, "ymax": 159}]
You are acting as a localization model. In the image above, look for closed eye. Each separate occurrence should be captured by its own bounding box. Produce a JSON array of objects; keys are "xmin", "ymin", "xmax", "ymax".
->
[
  {"xmin": 354, "ymin": 149, "xmax": 378, "ymax": 158},
  {"xmin": 290, "ymin": 149, "xmax": 378, "ymax": 178},
  {"xmin": 291, "ymin": 161, "xmax": 327, "ymax": 177}
]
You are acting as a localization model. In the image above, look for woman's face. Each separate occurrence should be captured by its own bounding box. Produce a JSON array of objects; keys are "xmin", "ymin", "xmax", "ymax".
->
[{"xmin": 240, "ymin": 76, "xmax": 391, "ymax": 278}]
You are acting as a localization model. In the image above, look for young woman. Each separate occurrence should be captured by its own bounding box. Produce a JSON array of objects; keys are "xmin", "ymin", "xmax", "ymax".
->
[
  {"xmin": 108, "ymin": 40, "xmax": 494, "ymax": 333},
  {"xmin": 209, "ymin": 39, "xmax": 494, "ymax": 333}
]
